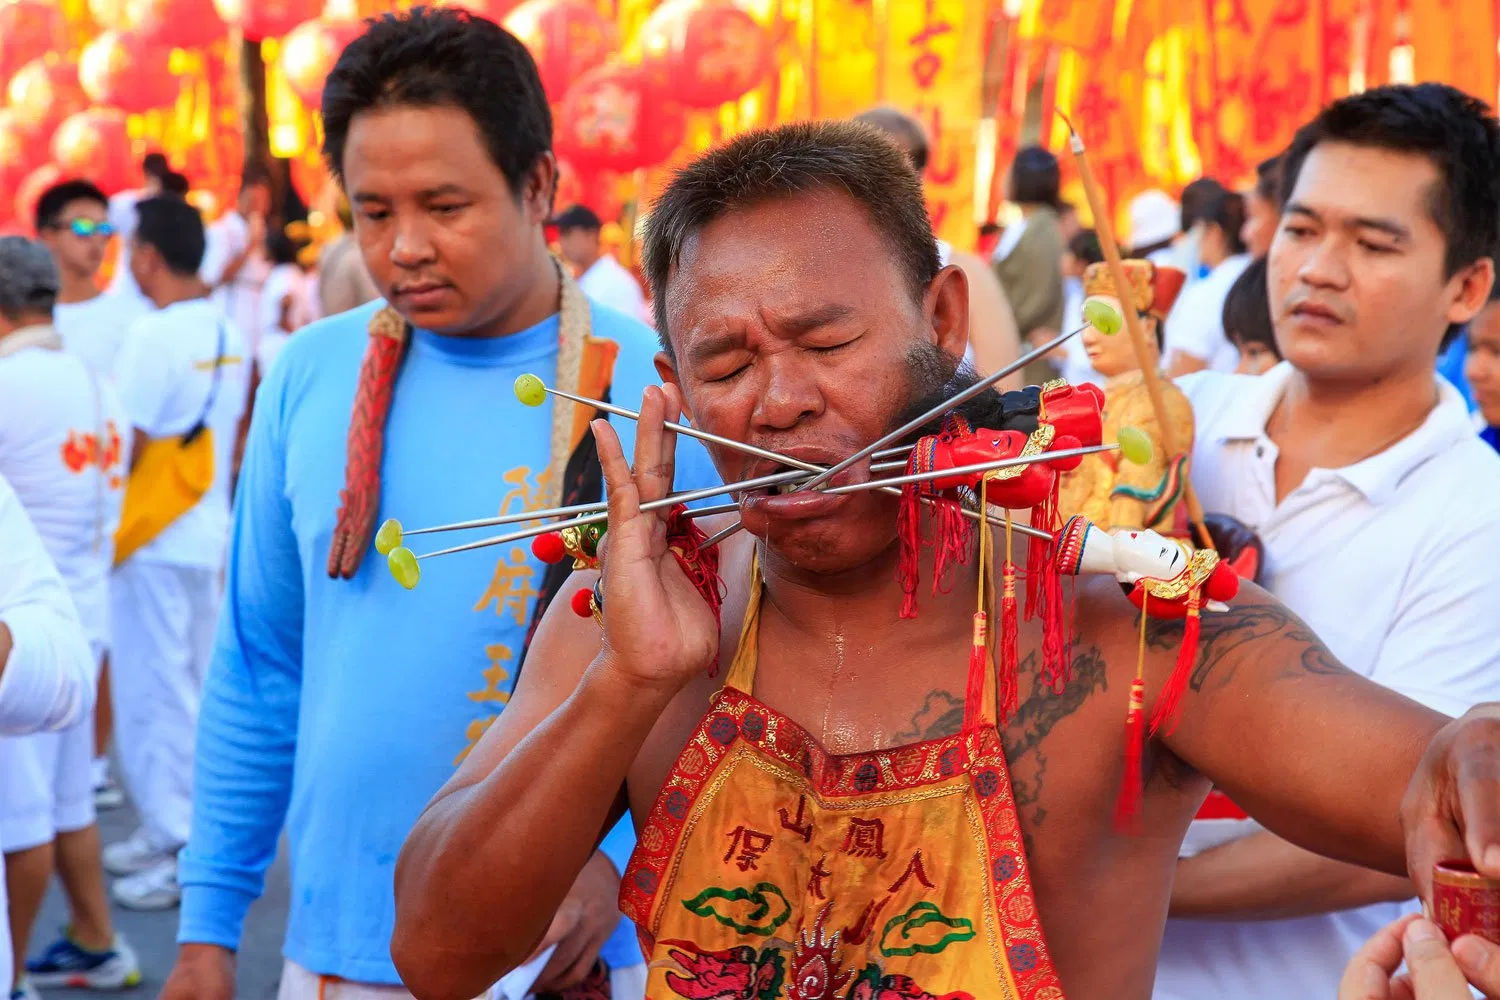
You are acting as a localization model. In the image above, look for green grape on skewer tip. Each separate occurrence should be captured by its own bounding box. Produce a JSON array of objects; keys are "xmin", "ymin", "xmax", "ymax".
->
[
  {"xmin": 514, "ymin": 373, "xmax": 547, "ymax": 407},
  {"xmin": 388, "ymin": 546, "xmax": 421, "ymax": 590},
  {"xmin": 374, "ymin": 518, "xmax": 403, "ymax": 556},
  {"xmin": 1082, "ymin": 297, "xmax": 1123, "ymax": 336},
  {"xmin": 1116, "ymin": 426, "xmax": 1154, "ymax": 466}
]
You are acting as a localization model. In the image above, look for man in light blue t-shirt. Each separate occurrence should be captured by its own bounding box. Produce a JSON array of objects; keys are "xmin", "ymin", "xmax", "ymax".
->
[{"xmin": 158, "ymin": 10, "xmax": 721, "ymax": 999}]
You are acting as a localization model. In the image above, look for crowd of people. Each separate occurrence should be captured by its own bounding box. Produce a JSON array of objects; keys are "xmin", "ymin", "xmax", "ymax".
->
[{"xmin": 1, "ymin": 6, "xmax": 1500, "ymax": 1000}]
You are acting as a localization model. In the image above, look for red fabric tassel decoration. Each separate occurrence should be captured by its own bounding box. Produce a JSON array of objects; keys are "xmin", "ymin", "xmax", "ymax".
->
[
  {"xmin": 327, "ymin": 312, "xmax": 408, "ymax": 580},
  {"xmin": 999, "ymin": 562, "xmax": 1020, "ymax": 724},
  {"xmin": 930, "ymin": 496, "xmax": 974, "ymax": 595},
  {"xmin": 897, "ymin": 478, "xmax": 923, "ymax": 619},
  {"xmin": 963, "ymin": 611, "xmax": 989, "ymax": 733},
  {"xmin": 1149, "ymin": 590, "xmax": 1202, "ymax": 737},
  {"xmin": 1114, "ymin": 677, "xmax": 1147, "ymax": 832}
]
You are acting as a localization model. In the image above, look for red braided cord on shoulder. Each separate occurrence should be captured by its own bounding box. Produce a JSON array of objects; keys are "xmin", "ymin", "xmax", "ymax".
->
[{"xmin": 327, "ymin": 329, "xmax": 408, "ymax": 579}]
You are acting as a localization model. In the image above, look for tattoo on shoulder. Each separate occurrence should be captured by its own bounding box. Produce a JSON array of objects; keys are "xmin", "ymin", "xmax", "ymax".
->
[{"xmin": 1144, "ymin": 595, "xmax": 1347, "ymax": 696}]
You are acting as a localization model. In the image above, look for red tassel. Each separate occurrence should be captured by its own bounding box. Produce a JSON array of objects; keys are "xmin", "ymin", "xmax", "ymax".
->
[
  {"xmin": 1149, "ymin": 591, "xmax": 1201, "ymax": 737},
  {"xmin": 930, "ymin": 496, "xmax": 974, "ymax": 595},
  {"xmin": 964, "ymin": 612, "xmax": 988, "ymax": 733},
  {"xmin": 328, "ymin": 318, "xmax": 408, "ymax": 580},
  {"xmin": 897, "ymin": 480, "xmax": 922, "ymax": 619},
  {"xmin": 999, "ymin": 563, "xmax": 1019, "ymax": 724},
  {"xmin": 1114, "ymin": 678, "xmax": 1147, "ymax": 832}
]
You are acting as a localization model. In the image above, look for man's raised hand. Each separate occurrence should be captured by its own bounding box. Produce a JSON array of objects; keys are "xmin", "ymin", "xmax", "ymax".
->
[{"xmin": 591, "ymin": 384, "xmax": 720, "ymax": 693}]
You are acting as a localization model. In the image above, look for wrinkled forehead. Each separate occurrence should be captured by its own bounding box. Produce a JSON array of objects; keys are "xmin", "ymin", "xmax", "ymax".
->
[{"xmin": 661, "ymin": 188, "xmax": 916, "ymax": 355}]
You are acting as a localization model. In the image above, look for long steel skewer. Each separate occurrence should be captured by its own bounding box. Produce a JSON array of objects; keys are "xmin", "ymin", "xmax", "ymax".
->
[
  {"xmin": 412, "ymin": 443, "xmax": 1114, "ymax": 561},
  {"xmin": 701, "ymin": 319, "xmax": 1099, "ymax": 548}
]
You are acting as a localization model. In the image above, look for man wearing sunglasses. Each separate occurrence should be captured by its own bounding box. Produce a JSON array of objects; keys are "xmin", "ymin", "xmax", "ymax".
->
[{"xmin": 37, "ymin": 181, "xmax": 149, "ymax": 381}]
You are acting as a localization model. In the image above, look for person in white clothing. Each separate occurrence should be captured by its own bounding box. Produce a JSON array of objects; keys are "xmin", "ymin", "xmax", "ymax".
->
[
  {"xmin": 256, "ymin": 229, "xmax": 314, "ymax": 378},
  {"xmin": 0, "ymin": 473, "xmax": 97, "ymax": 999},
  {"xmin": 1163, "ymin": 185, "xmax": 1252, "ymax": 376},
  {"xmin": 0, "ymin": 238, "xmax": 141, "ymax": 999},
  {"xmin": 1155, "ymin": 82, "xmax": 1500, "ymax": 1000},
  {"xmin": 553, "ymin": 204, "xmax": 649, "ymax": 323},
  {"xmin": 199, "ymin": 170, "xmax": 271, "ymax": 368},
  {"xmin": 37, "ymin": 179, "xmax": 151, "ymax": 382},
  {"xmin": 1127, "ymin": 189, "xmax": 1180, "ymax": 264},
  {"xmin": 107, "ymin": 196, "xmax": 249, "ymax": 913}
]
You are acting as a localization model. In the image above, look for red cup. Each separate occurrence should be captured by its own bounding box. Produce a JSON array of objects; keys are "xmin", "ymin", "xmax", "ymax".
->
[{"xmin": 1433, "ymin": 860, "xmax": 1500, "ymax": 945}]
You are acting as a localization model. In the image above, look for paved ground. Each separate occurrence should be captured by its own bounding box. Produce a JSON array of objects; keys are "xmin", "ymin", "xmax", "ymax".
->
[{"xmin": 31, "ymin": 795, "xmax": 290, "ymax": 1000}]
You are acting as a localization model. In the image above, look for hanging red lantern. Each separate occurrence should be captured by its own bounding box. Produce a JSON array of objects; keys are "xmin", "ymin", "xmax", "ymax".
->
[
  {"xmin": 0, "ymin": 1, "xmax": 67, "ymax": 84},
  {"xmin": 280, "ymin": 16, "xmax": 363, "ymax": 108},
  {"xmin": 214, "ymin": 0, "xmax": 322, "ymax": 41},
  {"xmin": 0, "ymin": 110, "xmax": 47, "ymax": 225},
  {"xmin": 129, "ymin": 0, "xmax": 226, "ymax": 51},
  {"xmin": 52, "ymin": 109, "xmax": 133, "ymax": 195},
  {"xmin": 502, "ymin": 0, "xmax": 614, "ymax": 103},
  {"xmin": 635, "ymin": 0, "xmax": 771, "ymax": 109},
  {"xmin": 435, "ymin": 0, "xmax": 518, "ymax": 22},
  {"xmin": 88, "ymin": 0, "xmax": 134, "ymax": 31},
  {"xmin": 556, "ymin": 62, "xmax": 684, "ymax": 173},
  {"xmin": 79, "ymin": 31, "xmax": 181, "ymax": 114},
  {"xmin": 6, "ymin": 56, "xmax": 88, "ymax": 139},
  {"xmin": 13, "ymin": 162, "xmax": 61, "ymax": 228}
]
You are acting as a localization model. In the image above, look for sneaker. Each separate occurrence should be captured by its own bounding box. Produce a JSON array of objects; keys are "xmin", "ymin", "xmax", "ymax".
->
[
  {"xmin": 102, "ymin": 829, "xmax": 171, "ymax": 877},
  {"xmin": 27, "ymin": 930, "xmax": 142, "ymax": 989},
  {"xmin": 9, "ymin": 978, "xmax": 41, "ymax": 1000},
  {"xmin": 110, "ymin": 857, "xmax": 179, "ymax": 911},
  {"xmin": 93, "ymin": 775, "xmax": 125, "ymax": 810}
]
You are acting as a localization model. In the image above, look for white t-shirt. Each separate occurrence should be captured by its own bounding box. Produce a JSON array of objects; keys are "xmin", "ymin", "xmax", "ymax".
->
[
  {"xmin": 0, "ymin": 341, "xmax": 128, "ymax": 644},
  {"xmin": 1164, "ymin": 253, "xmax": 1250, "ymax": 373},
  {"xmin": 577, "ymin": 253, "xmax": 648, "ymax": 325},
  {"xmin": 112, "ymin": 298, "xmax": 249, "ymax": 571},
  {"xmin": 201, "ymin": 211, "xmax": 269, "ymax": 360},
  {"xmin": 1058, "ymin": 275, "xmax": 1103, "ymax": 387},
  {"xmin": 1154, "ymin": 363, "xmax": 1500, "ymax": 1000},
  {"xmin": 55, "ymin": 292, "xmax": 152, "ymax": 381},
  {"xmin": 256, "ymin": 263, "xmax": 314, "ymax": 376},
  {"xmin": 0, "ymin": 472, "xmax": 95, "ymax": 993}
]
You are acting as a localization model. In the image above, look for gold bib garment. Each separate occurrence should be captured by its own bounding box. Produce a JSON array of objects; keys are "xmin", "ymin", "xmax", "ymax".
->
[{"xmin": 619, "ymin": 558, "xmax": 1064, "ymax": 1000}]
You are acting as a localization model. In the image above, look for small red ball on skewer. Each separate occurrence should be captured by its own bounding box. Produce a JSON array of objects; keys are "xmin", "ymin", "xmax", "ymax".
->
[
  {"xmin": 532, "ymin": 531, "xmax": 567, "ymax": 564},
  {"xmin": 570, "ymin": 587, "xmax": 596, "ymax": 618}
]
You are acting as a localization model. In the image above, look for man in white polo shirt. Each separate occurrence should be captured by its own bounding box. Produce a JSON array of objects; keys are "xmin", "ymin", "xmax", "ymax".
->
[
  {"xmin": 0, "ymin": 237, "xmax": 140, "ymax": 998},
  {"xmin": 0, "ymin": 473, "xmax": 97, "ymax": 998},
  {"xmin": 106, "ymin": 196, "xmax": 249, "ymax": 913},
  {"xmin": 1154, "ymin": 83, "xmax": 1500, "ymax": 1000}
]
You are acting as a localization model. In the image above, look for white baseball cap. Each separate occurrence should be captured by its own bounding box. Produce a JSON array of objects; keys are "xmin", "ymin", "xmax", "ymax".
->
[{"xmin": 1128, "ymin": 189, "xmax": 1180, "ymax": 249}]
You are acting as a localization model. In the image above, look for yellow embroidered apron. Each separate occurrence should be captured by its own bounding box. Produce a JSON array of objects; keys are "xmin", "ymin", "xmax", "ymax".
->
[{"xmin": 620, "ymin": 558, "xmax": 1064, "ymax": 1000}]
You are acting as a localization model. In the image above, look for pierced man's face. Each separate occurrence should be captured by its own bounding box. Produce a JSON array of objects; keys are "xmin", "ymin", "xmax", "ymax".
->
[
  {"xmin": 1268, "ymin": 142, "xmax": 1493, "ymax": 383},
  {"xmin": 342, "ymin": 104, "xmax": 555, "ymax": 336},
  {"xmin": 655, "ymin": 187, "xmax": 970, "ymax": 577}
]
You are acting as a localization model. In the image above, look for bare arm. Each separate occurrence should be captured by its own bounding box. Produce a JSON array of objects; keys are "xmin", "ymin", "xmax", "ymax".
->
[
  {"xmin": 393, "ymin": 385, "xmax": 720, "ymax": 1000},
  {"xmin": 1151, "ymin": 584, "xmax": 1448, "ymax": 877},
  {"xmin": 1170, "ymin": 830, "xmax": 1413, "ymax": 920},
  {"xmin": 1166, "ymin": 351, "xmax": 1211, "ymax": 378}
]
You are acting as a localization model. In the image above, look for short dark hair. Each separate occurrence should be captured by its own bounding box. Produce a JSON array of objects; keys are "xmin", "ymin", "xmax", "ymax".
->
[
  {"xmin": 551, "ymin": 204, "xmax": 601, "ymax": 233},
  {"xmin": 266, "ymin": 229, "xmax": 303, "ymax": 266},
  {"xmin": 142, "ymin": 152, "xmax": 169, "ymax": 180},
  {"xmin": 162, "ymin": 172, "xmax": 190, "ymax": 197},
  {"xmin": 1281, "ymin": 83, "xmax": 1500, "ymax": 281},
  {"xmin": 1201, "ymin": 187, "xmax": 1247, "ymax": 255},
  {"xmin": 134, "ymin": 196, "xmax": 205, "ymax": 275},
  {"xmin": 1067, "ymin": 229, "xmax": 1102, "ymax": 266},
  {"xmin": 1180, "ymin": 177, "xmax": 1227, "ymax": 232},
  {"xmin": 1222, "ymin": 255, "xmax": 1278, "ymax": 358},
  {"xmin": 321, "ymin": 5, "xmax": 552, "ymax": 196},
  {"xmin": 1010, "ymin": 146, "xmax": 1060, "ymax": 208},
  {"xmin": 643, "ymin": 120, "xmax": 939, "ymax": 354},
  {"xmin": 1254, "ymin": 156, "xmax": 1281, "ymax": 203},
  {"xmin": 853, "ymin": 107, "xmax": 929, "ymax": 174},
  {"xmin": 240, "ymin": 166, "xmax": 271, "ymax": 192},
  {"xmin": 35, "ymin": 179, "xmax": 108, "ymax": 231}
]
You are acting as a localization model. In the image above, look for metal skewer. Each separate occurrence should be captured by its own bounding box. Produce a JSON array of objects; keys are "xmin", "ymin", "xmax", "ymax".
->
[
  {"xmin": 701, "ymin": 317, "xmax": 1104, "ymax": 548},
  {"xmin": 411, "ymin": 443, "xmax": 1114, "ymax": 561}
]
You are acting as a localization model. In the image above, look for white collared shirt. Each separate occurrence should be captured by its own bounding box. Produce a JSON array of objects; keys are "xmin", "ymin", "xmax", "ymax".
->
[
  {"xmin": 1164, "ymin": 253, "xmax": 1251, "ymax": 372},
  {"xmin": 1154, "ymin": 362, "xmax": 1500, "ymax": 1000}
]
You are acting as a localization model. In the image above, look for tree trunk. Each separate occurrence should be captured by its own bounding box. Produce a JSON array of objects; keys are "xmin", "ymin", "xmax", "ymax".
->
[{"xmin": 237, "ymin": 35, "xmax": 294, "ymax": 221}]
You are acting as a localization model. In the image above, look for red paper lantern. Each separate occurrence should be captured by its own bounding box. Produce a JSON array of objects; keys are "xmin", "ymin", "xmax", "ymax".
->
[
  {"xmin": 52, "ymin": 109, "xmax": 133, "ymax": 195},
  {"xmin": 130, "ymin": 0, "xmax": 226, "ymax": 50},
  {"xmin": 556, "ymin": 62, "xmax": 683, "ymax": 173},
  {"xmin": 214, "ymin": 0, "xmax": 321, "ymax": 41},
  {"xmin": 0, "ymin": 110, "xmax": 47, "ymax": 225},
  {"xmin": 280, "ymin": 16, "xmax": 363, "ymax": 107},
  {"xmin": 635, "ymin": 0, "xmax": 770, "ymax": 109},
  {"xmin": 502, "ymin": 0, "xmax": 613, "ymax": 102},
  {"xmin": 436, "ymin": 0, "xmax": 518, "ymax": 22},
  {"xmin": 79, "ymin": 31, "xmax": 181, "ymax": 114},
  {"xmin": 13, "ymin": 162, "xmax": 61, "ymax": 229},
  {"xmin": 88, "ymin": 0, "xmax": 134, "ymax": 31},
  {"xmin": 0, "ymin": 1, "xmax": 67, "ymax": 84},
  {"xmin": 6, "ymin": 56, "xmax": 89, "ymax": 139}
]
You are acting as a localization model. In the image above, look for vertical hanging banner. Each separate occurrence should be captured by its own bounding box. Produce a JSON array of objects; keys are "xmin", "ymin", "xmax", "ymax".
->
[
  {"xmin": 882, "ymin": 0, "xmax": 984, "ymax": 247},
  {"xmin": 1410, "ymin": 0, "xmax": 1498, "ymax": 106}
]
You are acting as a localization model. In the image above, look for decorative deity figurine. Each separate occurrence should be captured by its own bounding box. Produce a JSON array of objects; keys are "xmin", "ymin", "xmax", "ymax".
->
[{"xmin": 1057, "ymin": 259, "xmax": 1196, "ymax": 536}]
